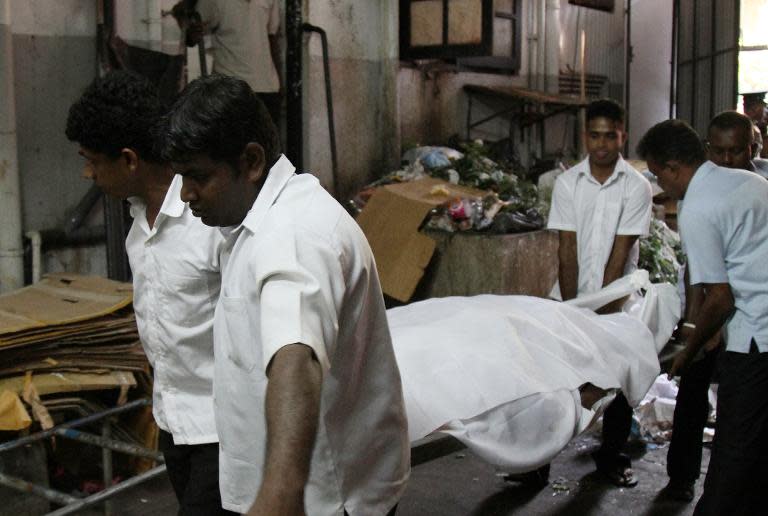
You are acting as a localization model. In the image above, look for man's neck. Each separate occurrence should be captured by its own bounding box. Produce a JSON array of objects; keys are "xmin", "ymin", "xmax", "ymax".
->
[
  {"xmin": 589, "ymin": 158, "xmax": 618, "ymax": 184},
  {"xmin": 137, "ymin": 162, "xmax": 175, "ymax": 228}
]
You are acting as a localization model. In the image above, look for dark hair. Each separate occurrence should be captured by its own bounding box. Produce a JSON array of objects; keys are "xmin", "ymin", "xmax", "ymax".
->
[
  {"xmin": 160, "ymin": 74, "xmax": 280, "ymax": 170},
  {"xmin": 636, "ymin": 119, "xmax": 706, "ymax": 166},
  {"xmin": 65, "ymin": 70, "xmax": 165, "ymax": 163},
  {"xmin": 708, "ymin": 111, "xmax": 753, "ymax": 139},
  {"xmin": 586, "ymin": 99, "xmax": 625, "ymax": 125}
]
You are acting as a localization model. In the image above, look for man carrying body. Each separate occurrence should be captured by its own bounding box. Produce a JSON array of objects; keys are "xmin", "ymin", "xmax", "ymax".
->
[
  {"xmin": 639, "ymin": 119, "xmax": 768, "ymax": 515},
  {"xmin": 664, "ymin": 110, "xmax": 758, "ymax": 502},
  {"xmin": 547, "ymin": 99, "xmax": 653, "ymax": 487},
  {"xmin": 66, "ymin": 71, "xmax": 231, "ymax": 515},
  {"xmin": 161, "ymin": 75, "xmax": 409, "ymax": 516}
]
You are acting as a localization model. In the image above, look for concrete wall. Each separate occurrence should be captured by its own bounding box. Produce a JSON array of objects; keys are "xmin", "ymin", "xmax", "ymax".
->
[
  {"xmin": 627, "ymin": 0, "xmax": 673, "ymax": 156},
  {"xmin": 303, "ymin": 0, "xmax": 400, "ymax": 200},
  {"xmin": 10, "ymin": 0, "xmax": 106, "ymax": 277},
  {"xmin": 397, "ymin": 0, "xmax": 629, "ymax": 165}
]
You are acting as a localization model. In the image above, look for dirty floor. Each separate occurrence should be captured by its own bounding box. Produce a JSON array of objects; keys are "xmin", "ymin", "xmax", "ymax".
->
[{"xmin": 73, "ymin": 430, "xmax": 707, "ymax": 515}]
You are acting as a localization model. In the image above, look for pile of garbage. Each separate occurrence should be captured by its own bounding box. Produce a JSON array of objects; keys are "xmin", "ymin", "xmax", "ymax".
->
[
  {"xmin": 353, "ymin": 141, "xmax": 546, "ymax": 234},
  {"xmin": 639, "ymin": 218, "xmax": 685, "ymax": 285}
]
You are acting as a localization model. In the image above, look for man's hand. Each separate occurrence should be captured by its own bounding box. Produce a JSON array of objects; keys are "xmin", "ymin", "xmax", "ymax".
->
[
  {"xmin": 246, "ymin": 487, "xmax": 306, "ymax": 516},
  {"xmin": 668, "ymin": 345, "xmax": 695, "ymax": 379}
]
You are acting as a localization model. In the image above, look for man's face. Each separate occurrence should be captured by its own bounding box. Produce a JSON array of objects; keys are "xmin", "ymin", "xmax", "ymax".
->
[
  {"xmin": 585, "ymin": 117, "xmax": 626, "ymax": 168},
  {"xmin": 78, "ymin": 147, "xmax": 138, "ymax": 199},
  {"xmin": 706, "ymin": 126, "xmax": 752, "ymax": 169},
  {"xmin": 745, "ymin": 102, "xmax": 766, "ymax": 124},
  {"xmin": 175, "ymin": 154, "xmax": 259, "ymax": 227},
  {"xmin": 647, "ymin": 158, "xmax": 685, "ymax": 200}
]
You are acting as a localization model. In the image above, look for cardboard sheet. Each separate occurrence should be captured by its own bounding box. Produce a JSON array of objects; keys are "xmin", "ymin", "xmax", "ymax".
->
[
  {"xmin": 0, "ymin": 371, "xmax": 137, "ymax": 396},
  {"xmin": 0, "ymin": 389, "xmax": 32, "ymax": 431},
  {"xmin": 356, "ymin": 178, "xmax": 486, "ymax": 302},
  {"xmin": 0, "ymin": 273, "xmax": 133, "ymax": 336}
]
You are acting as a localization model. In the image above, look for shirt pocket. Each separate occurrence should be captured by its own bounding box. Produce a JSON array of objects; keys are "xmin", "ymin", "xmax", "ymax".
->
[
  {"xmin": 161, "ymin": 270, "xmax": 218, "ymax": 327},
  {"xmin": 219, "ymin": 296, "xmax": 260, "ymax": 373}
]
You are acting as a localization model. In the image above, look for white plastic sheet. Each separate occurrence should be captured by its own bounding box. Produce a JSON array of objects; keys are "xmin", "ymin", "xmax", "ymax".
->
[{"xmin": 389, "ymin": 271, "xmax": 680, "ymax": 470}]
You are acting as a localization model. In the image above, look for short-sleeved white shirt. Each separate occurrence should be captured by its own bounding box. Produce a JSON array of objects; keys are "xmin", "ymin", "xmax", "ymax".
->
[
  {"xmin": 214, "ymin": 155, "xmax": 410, "ymax": 515},
  {"xmin": 547, "ymin": 156, "xmax": 653, "ymax": 297},
  {"xmin": 126, "ymin": 175, "xmax": 224, "ymax": 444},
  {"xmin": 678, "ymin": 161, "xmax": 768, "ymax": 353},
  {"xmin": 197, "ymin": 0, "xmax": 280, "ymax": 93}
]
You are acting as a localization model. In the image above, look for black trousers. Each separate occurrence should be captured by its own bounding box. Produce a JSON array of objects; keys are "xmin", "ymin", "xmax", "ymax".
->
[
  {"xmin": 594, "ymin": 391, "xmax": 634, "ymax": 465},
  {"xmin": 158, "ymin": 430, "xmax": 236, "ymax": 516},
  {"xmin": 693, "ymin": 345, "xmax": 768, "ymax": 516},
  {"xmin": 667, "ymin": 348, "xmax": 720, "ymax": 484}
]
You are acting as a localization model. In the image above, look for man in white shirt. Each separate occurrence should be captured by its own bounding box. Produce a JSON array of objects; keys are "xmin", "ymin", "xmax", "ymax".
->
[
  {"xmin": 66, "ymin": 71, "xmax": 231, "ymax": 515},
  {"xmin": 639, "ymin": 119, "xmax": 768, "ymax": 515},
  {"xmin": 547, "ymin": 99, "xmax": 653, "ymax": 487},
  {"xmin": 161, "ymin": 75, "xmax": 409, "ymax": 516},
  {"xmin": 177, "ymin": 0, "xmax": 282, "ymax": 124}
]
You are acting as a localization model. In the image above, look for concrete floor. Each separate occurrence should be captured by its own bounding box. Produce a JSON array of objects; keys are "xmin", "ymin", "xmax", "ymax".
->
[{"xmin": 74, "ymin": 430, "xmax": 708, "ymax": 515}]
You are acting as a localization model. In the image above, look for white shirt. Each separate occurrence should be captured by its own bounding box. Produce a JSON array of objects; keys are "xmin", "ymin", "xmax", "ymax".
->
[
  {"xmin": 678, "ymin": 161, "xmax": 768, "ymax": 353},
  {"xmin": 214, "ymin": 156, "xmax": 410, "ymax": 515},
  {"xmin": 126, "ymin": 175, "xmax": 224, "ymax": 444},
  {"xmin": 547, "ymin": 156, "xmax": 653, "ymax": 297},
  {"xmin": 197, "ymin": 0, "xmax": 280, "ymax": 93}
]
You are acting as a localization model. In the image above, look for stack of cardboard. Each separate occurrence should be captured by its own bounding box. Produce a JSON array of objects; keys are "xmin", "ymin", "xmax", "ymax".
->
[{"xmin": 0, "ymin": 274, "xmax": 146, "ymax": 429}]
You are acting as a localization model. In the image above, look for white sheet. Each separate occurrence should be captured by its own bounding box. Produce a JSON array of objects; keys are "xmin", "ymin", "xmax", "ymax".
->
[{"xmin": 389, "ymin": 271, "xmax": 680, "ymax": 470}]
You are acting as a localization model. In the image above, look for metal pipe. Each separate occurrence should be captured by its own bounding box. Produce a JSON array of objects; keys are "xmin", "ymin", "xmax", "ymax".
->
[
  {"xmin": 0, "ymin": 0, "xmax": 24, "ymax": 293},
  {"xmin": 54, "ymin": 427, "xmax": 164, "ymax": 461},
  {"xmin": 0, "ymin": 472, "xmax": 81, "ymax": 506},
  {"xmin": 669, "ymin": 0, "xmax": 678, "ymax": 119},
  {"xmin": 537, "ymin": 0, "xmax": 546, "ymax": 91},
  {"xmin": 544, "ymin": 0, "xmax": 561, "ymax": 94},
  {"xmin": 25, "ymin": 230, "xmax": 42, "ymax": 283},
  {"xmin": 302, "ymin": 23, "xmax": 338, "ymax": 197},
  {"xmin": 102, "ymin": 420, "xmax": 113, "ymax": 516},
  {"xmin": 285, "ymin": 0, "xmax": 303, "ymax": 169},
  {"xmin": 45, "ymin": 465, "xmax": 168, "ymax": 516},
  {"xmin": 0, "ymin": 398, "xmax": 151, "ymax": 454},
  {"xmin": 64, "ymin": 184, "xmax": 103, "ymax": 235},
  {"xmin": 39, "ymin": 226, "xmax": 107, "ymax": 250}
]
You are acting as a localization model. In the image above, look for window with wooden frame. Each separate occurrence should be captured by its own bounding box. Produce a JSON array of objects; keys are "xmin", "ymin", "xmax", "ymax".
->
[{"xmin": 400, "ymin": 0, "xmax": 521, "ymax": 73}]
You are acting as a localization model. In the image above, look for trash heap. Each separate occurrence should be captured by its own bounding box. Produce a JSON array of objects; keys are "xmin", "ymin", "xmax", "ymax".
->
[{"xmin": 352, "ymin": 141, "xmax": 546, "ymax": 234}]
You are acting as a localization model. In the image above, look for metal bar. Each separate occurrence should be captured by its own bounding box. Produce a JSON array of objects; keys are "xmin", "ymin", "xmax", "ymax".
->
[
  {"xmin": 0, "ymin": 398, "xmax": 150, "ymax": 454},
  {"xmin": 670, "ymin": 0, "xmax": 678, "ymax": 118},
  {"xmin": 102, "ymin": 420, "xmax": 113, "ymax": 516},
  {"xmin": 733, "ymin": 0, "xmax": 740, "ymax": 110},
  {"xmin": 53, "ymin": 427, "xmax": 163, "ymax": 460},
  {"xmin": 45, "ymin": 465, "xmax": 167, "ymax": 516},
  {"xmin": 468, "ymin": 105, "xmax": 520, "ymax": 129},
  {"xmin": 678, "ymin": 45, "xmax": 742, "ymax": 64},
  {"xmin": 285, "ymin": 0, "xmax": 303, "ymax": 168},
  {"xmin": 709, "ymin": 0, "xmax": 716, "ymax": 122},
  {"xmin": 0, "ymin": 472, "xmax": 80, "ymax": 506},
  {"xmin": 691, "ymin": 0, "xmax": 698, "ymax": 129}
]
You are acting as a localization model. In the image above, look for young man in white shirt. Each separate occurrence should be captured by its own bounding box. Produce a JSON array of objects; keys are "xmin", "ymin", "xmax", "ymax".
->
[
  {"xmin": 639, "ymin": 119, "xmax": 768, "ymax": 516},
  {"xmin": 161, "ymin": 74, "xmax": 409, "ymax": 516},
  {"xmin": 547, "ymin": 99, "xmax": 653, "ymax": 487},
  {"xmin": 66, "ymin": 71, "xmax": 231, "ymax": 515}
]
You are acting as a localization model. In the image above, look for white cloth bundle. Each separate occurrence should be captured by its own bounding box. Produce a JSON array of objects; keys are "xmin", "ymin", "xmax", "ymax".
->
[{"xmin": 389, "ymin": 271, "xmax": 680, "ymax": 471}]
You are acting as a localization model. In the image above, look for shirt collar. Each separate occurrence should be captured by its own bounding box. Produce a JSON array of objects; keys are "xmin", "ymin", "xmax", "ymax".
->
[
  {"xmin": 235, "ymin": 154, "xmax": 296, "ymax": 235},
  {"xmin": 576, "ymin": 155, "xmax": 628, "ymax": 186},
  {"xmin": 126, "ymin": 174, "xmax": 186, "ymax": 220}
]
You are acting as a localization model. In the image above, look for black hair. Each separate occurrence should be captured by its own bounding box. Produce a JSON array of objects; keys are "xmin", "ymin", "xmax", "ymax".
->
[
  {"xmin": 636, "ymin": 119, "xmax": 706, "ymax": 166},
  {"xmin": 65, "ymin": 70, "xmax": 165, "ymax": 163},
  {"xmin": 586, "ymin": 98, "xmax": 625, "ymax": 125},
  {"xmin": 160, "ymin": 74, "xmax": 280, "ymax": 170},
  {"xmin": 708, "ymin": 110, "xmax": 753, "ymax": 139}
]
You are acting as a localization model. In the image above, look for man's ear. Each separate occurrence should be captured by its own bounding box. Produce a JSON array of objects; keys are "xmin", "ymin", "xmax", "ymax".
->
[
  {"xmin": 120, "ymin": 148, "xmax": 139, "ymax": 173},
  {"xmin": 241, "ymin": 142, "xmax": 267, "ymax": 184}
]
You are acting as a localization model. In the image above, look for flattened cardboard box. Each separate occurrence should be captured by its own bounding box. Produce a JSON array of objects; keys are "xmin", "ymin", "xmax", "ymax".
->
[{"xmin": 356, "ymin": 177, "xmax": 486, "ymax": 302}]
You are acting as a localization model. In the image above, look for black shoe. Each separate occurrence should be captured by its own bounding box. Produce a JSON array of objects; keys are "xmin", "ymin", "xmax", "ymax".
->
[{"xmin": 663, "ymin": 479, "xmax": 695, "ymax": 502}]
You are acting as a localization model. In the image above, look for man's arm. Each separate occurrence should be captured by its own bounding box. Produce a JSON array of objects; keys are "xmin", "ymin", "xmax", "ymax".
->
[
  {"xmin": 269, "ymin": 34, "xmax": 282, "ymax": 93},
  {"xmin": 558, "ymin": 230, "xmax": 578, "ymax": 301},
  {"xmin": 596, "ymin": 234, "xmax": 639, "ymax": 313},
  {"xmin": 669, "ymin": 282, "xmax": 734, "ymax": 377},
  {"xmin": 247, "ymin": 344, "xmax": 322, "ymax": 516}
]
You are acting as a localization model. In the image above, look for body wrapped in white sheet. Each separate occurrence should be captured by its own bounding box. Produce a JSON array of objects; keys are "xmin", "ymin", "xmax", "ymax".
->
[{"xmin": 389, "ymin": 271, "xmax": 680, "ymax": 471}]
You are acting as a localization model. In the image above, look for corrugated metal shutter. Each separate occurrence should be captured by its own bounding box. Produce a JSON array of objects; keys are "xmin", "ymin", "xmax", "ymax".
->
[{"xmin": 674, "ymin": 0, "xmax": 739, "ymax": 136}]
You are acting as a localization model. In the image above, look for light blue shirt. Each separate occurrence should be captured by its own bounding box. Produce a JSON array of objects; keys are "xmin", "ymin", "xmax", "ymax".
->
[{"xmin": 679, "ymin": 160, "xmax": 768, "ymax": 353}]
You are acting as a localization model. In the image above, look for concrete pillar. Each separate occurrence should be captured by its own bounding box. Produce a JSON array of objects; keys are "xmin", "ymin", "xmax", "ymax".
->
[{"xmin": 0, "ymin": 0, "xmax": 25, "ymax": 292}]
